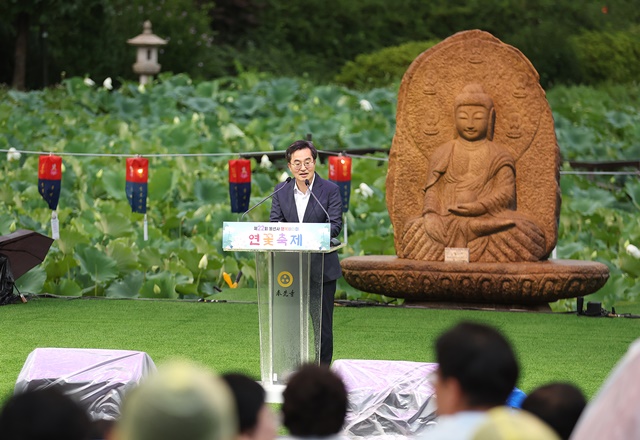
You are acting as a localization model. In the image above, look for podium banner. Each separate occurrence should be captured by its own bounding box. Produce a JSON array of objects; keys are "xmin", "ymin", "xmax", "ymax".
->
[{"xmin": 223, "ymin": 222, "xmax": 330, "ymax": 251}]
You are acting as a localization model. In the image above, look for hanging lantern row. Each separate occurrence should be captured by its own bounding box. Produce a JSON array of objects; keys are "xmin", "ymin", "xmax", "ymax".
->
[
  {"xmin": 34, "ymin": 155, "xmax": 152, "ymax": 241},
  {"xmin": 32, "ymin": 155, "xmax": 352, "ymax": 240}
]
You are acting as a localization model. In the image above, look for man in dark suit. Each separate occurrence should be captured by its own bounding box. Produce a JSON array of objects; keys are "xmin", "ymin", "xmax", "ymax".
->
[{"xmin": 270, "ymin": 140, "xmax": 343, "ymax": 365}]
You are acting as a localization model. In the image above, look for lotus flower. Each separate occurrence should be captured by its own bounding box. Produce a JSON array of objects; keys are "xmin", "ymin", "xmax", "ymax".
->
[
  {"xmin": 359, "ymin": 99, "xmax": 373, "ymax": 111},
  {"xmin": 356, "ymin": 182, "xmax": 374, "ymax": 199},
  {"xmin": 626, "ymin": 244, "xmax": 640, "ymax": 259},
  {"xmin": 260, "ymin": 154, "xmax": 272, "ymax": 169},
  {"xmin": 7, "ymin": 147, "xmax": 21, "ymax": 162}
]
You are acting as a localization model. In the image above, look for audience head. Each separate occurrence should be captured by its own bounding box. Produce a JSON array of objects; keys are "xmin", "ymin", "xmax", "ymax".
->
[
  {"xmin": 222, "ymin": 373, "xmax": 277, "ymax": 440},
  {"xmin": 282, "ymin": 363, "xmax": 348, "ymax": 438},
  {"xmin": 0, "ymin": 387, "xmax": 91, "ymax": 440},
  {"xmin": 114, "ymin": 360, "xmax": 237, "ymax": 440},
  {"xmin": 521, "ymin": 382, "xmax": 586, "ymax": 440},
  {"xmin": 472, "ymin": 407, "xmax": 560, "ymax": 440},
  {"xmin": 435, "ymin": 321, "xmax": 519, "ymax": 415}
]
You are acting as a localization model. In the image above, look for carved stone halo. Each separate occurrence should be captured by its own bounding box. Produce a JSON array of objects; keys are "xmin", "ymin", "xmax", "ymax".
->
[{"xmin": 423, "ymin": 112, "xmax": 440, "ymax": 135}]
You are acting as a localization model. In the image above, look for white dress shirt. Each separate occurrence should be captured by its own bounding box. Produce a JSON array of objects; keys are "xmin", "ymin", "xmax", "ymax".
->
[{"xmin": 293, "ymin": 176, "xmax": 314, "ymax": 222}]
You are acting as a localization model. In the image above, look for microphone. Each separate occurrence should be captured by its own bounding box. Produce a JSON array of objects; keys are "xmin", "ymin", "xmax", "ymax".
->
[
  {"xmin": 241, "ymin": 177, "xmax": 292, "ymax": 221},
  {"xmin": 305, "ymin": 179, "xmax": 341, "ymax": 248},
  {"xmin": 305, "ymin": 179, "xmax": 330, "ymax": 223}
]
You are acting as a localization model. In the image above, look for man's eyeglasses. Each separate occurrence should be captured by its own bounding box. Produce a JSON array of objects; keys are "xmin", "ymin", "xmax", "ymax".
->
[{"xmin": 290, "ymin": 159, "xmax": 315, "ymax": 170}]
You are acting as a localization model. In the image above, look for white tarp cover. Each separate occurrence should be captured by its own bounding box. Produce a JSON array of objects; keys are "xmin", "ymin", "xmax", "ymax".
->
[
  {"xmin": 14, "ymin": 347, "xmax": 156, "ymax": 421},
  {"xmin": 332, "ymin": 359, "xmax": 438, "ymax": 438}
]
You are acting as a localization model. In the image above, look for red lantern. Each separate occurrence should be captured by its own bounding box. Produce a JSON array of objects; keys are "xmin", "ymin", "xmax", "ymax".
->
[
  {"xmin": 328, "ymin": 155, "xmax": 352, "ymax": 213},
  {"xmin": 229, "ymin": 159, "xmax": 252, "ymax": 213},
  {"xmin": 38, "ymin": 155, "xmax": 62, "ymax": 210},
  {"xmin": 126, "ymin": 157, "xmax": 148, "ymax": 214}
]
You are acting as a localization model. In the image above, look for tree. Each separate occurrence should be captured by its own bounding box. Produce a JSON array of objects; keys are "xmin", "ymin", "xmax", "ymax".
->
[{"xmin": 0, "ymin": 0, "xmax": 52, "ymax": 90}]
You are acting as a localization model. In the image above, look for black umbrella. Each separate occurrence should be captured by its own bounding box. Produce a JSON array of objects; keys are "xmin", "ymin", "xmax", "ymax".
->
[{"xmin": 0, "ymin": 229, "xmax": 54, "ymax": 280}]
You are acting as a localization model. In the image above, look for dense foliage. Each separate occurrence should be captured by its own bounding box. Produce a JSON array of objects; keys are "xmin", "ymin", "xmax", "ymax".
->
[
  {"xmin": 3, "ymin": 0, "xmax": 640, "ymax": 89},
  {"xmin": 570, "ymin": 28, "xmax": 640, "ymax": 85},
  {"xmin": 0, "ymin": 75, "xmax": 639, "ymax": 310},
  {"xmin": 334, "ymin": 40, "xmax": 440, "ymax": 90}
]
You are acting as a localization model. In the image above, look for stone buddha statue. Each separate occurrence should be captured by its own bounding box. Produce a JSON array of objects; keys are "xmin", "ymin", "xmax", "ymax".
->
[
  {"xmin": 340, "ymin": 30, "xmax": 609, "ymax": 306},
  {"xmin": 399, "ymin": 84, "xmax": 546, "ymax": 263}
]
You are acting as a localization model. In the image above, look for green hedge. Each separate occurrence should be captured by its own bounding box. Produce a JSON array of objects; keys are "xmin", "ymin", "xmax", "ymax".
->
[
  {"xmin": 570, "ymin": 28, "xmax": 640, "ymax": 85},
  {"xmin": 334, "ymin": 40, "xmax": 440, "ymax": 90}
]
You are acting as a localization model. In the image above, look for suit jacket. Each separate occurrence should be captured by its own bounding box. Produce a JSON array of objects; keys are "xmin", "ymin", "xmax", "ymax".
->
[{"xmin": 270, "ymin": 173, "xmax": 343, "ymax": 283}]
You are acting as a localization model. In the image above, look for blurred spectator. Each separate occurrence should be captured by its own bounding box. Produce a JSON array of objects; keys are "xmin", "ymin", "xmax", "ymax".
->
[
  {"xmin": 570, "ymin": 338, "xmax": 640, "ymax": 440},
  {"xmin": 111, "ymin": 360, "xmax": 237, "ymax": 440},
  {"xmin": 521, "ymin": 382, "xmax": 586, "ymax": 439},
  {"xmin": 417, "ymin": 321, "xmax": 520, "ymax": 440},
  {"xmin": 90, "ymin": 419, "xmax": 115, "ymax": 440},
  {"xmin": 282, "ymin": 363, "xmax": 348, "ymax": 439},
  {"xmin": 0, "ymin": 387, "xmax": 91, "ymax": 440},
  {"xmin": 472, "ymin": 406, "xmax": 560, "ymax": 440},
  {"xmin": 222, "ymin": 373, "xmax": 277, "ymax": 440}
]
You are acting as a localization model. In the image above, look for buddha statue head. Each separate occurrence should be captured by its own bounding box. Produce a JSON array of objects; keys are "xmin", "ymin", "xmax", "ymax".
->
[{"xmin": 453, "ymin": 84, "xmax": 496, "ymax": 141}]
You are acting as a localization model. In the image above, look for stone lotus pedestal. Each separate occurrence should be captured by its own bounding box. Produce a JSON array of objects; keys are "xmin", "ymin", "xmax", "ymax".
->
[
  {"xmin": 341, "ymin": 256, "xmax": 609, "ymax": 306},
  {"xmin": 341, "ymin": 30, "xmax": 610, "ymax": 306}
]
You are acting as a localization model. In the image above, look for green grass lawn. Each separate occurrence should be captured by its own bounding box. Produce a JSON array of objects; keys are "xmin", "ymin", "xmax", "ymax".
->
[{"xmin": 1, "ymin": 295, "xmax": 638, "ymax": 407}]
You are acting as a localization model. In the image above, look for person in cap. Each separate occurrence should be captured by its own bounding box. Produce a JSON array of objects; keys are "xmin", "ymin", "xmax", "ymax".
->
[
  {"xmin": 472, "ymin": 406, "xmax": 560, "ymax": 440},
  {"xmin": 113, "ymin": 360, "xmax": 237, "ymax": 440}
]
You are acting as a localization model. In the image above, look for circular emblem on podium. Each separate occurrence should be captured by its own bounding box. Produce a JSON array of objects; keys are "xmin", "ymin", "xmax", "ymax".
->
[{"xmin": 277, "ymin": 271, "xmax": 293, "ymax": 288}]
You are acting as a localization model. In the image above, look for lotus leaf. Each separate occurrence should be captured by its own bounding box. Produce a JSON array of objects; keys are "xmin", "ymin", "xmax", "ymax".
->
[
  {"xmin": 105, "ymin": 271, "xmax": 144, "ymax": 298},
  {"xmin": 140, "ymin": 272, "xmax": 178, "ymax": 299},
  {"xmin": 15, "ymin": 267, "xmax": 47, "ymax": 295},
  {"xmin": 75, "ymin": 245, "xmax": 119, "ymax": 283}
]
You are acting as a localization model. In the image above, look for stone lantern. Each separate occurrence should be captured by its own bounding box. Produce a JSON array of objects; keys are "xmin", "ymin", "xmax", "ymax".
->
[{"xmin": 127, "ymin": 20, "xmax": 167, "ymax": 85}]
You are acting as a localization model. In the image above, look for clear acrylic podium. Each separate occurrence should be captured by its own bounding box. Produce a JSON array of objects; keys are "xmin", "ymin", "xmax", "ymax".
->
[{"xmin": 222, "ymin": 221, "xmax": 341, "ymax": 402}]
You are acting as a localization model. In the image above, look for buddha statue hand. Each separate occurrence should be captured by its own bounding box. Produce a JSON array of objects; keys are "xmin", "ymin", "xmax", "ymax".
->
[
  {"xmin": 448, "ymin": 202, "xmax": 486, "ymax": 217},
  {"xmin": 468, "ymin": 217, "xmax": 515, "ymax": 240}
]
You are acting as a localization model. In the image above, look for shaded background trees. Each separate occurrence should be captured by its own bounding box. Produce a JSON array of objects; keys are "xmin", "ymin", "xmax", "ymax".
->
[{"xmin": 1, "ymin": 0, "xmax": 640, "ymax": 89}]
